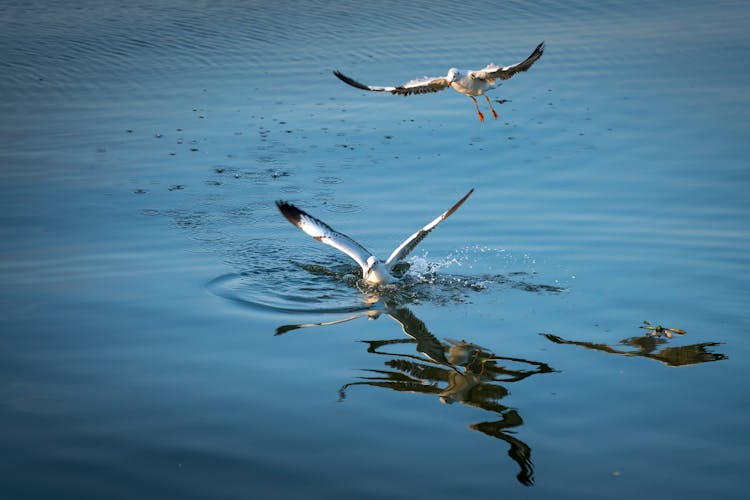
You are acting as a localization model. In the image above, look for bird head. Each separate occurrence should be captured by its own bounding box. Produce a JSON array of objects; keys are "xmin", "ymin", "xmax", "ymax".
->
[
  {"xmin": 364, "ymin": 256, "xmax": 390, "ymax": 285},
  {"xmin": 446, "ymin": 68, "xmax": 460, "ymax": 84}
]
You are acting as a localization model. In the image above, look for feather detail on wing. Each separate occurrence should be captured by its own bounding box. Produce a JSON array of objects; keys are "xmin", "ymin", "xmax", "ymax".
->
[
  {"xmin": 333, "ymin": 70, "xmax": 450, "ymax": 96},
  {"xmin": 392, "ymin": 76, "xmax": 451, "ymax": 95},
  {"xmin": 276, "ymin": 201, "xmax": 374, "ymax": 271},
  {"xmin": 385, "ymin": 188, "xmax": 474, "ymax": 267},
  {"xmin": 471, "ymin": 41, "xmax": 545, "ymax": 81}
]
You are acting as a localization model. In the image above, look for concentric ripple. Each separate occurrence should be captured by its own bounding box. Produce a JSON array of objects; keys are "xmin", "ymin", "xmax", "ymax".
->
[{"xmin": 207, "ymin": 246, "xmax": 566, "ymax": 315}]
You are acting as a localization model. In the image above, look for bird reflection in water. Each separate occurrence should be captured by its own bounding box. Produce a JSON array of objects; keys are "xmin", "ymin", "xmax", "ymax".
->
[
  {"xmin": 542, "ymin": 323, "xmax": 726, "ymax": 367},
  {"xmin": 277, "ymin": 303, "xmax": 556, "ymax": 486}
]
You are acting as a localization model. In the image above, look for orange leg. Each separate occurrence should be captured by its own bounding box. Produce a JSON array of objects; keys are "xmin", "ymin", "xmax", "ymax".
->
[
  {"xmin": 484, "ymin": 96, "xmax": 499, "ymax": 119},
  {"xmin": 471, "ymin": 96, "xmax": 485, "ymax": 122}
]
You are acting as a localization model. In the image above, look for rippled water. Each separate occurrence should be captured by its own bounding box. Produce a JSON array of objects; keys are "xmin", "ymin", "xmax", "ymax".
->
[{"xmin": 1, "ymin": 1, "xmax": 749, "ymax": 499}]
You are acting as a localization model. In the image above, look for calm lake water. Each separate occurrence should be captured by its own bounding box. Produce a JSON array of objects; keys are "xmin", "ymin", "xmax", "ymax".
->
[{"xmin": 1, "ymin": 1, "xmax": 749, "ymax": 498}]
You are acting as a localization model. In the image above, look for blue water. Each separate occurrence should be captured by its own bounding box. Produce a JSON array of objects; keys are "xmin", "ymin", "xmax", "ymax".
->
[{"xmin": 1, "ymin": 1, "xmax": 749, "ymax": 498}]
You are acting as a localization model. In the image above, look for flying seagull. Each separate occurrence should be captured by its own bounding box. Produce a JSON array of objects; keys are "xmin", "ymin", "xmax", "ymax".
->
[
  {"xmin": 333, "ymin": 41, "xmax": 544, "ymax": 122},
  {"xmin": 276, "ymin": 189, "xmax": 474, "ymax": 285}
]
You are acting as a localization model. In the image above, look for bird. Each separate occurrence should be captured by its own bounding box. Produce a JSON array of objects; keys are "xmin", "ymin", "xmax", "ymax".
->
[
  {"xmin": 276, "ymin": 189, "xmax": 474, "ymax": 285},
  {"xmin": 333, "ymin": 42, "xmax": 544, "ymax": 122}
]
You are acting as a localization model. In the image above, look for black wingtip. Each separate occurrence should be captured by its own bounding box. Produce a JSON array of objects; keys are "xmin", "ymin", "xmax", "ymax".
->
[
  {"xmin": 332, "ymin": 69, "xmax": 373, "ymax": 91},
  {"xmin": 443, "ymin": 188, "xmax": 475, "ymax": 219},
  {"xmin": 514, "ymin": 42, "xmax": 545, "ymax": 72},
  {"xmin": 275, "ymin": 324, "xmax": 301, "ymax": 336},
  {"xmin": 275, "ymin": 200, "xmax": 304, "ymax": 227},
  {"xmin": 275, "ymin": 200, "xmax": 290, "ymax": 212}
]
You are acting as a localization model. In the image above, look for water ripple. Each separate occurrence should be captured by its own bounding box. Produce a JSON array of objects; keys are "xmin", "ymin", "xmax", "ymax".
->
[
  {"xmin": 207, "ymin": 245, "xmax": 565, "ymax": 317},
  {"xmin": 206, "ymin": 272, "xmax": 368, "ymax": 315}
]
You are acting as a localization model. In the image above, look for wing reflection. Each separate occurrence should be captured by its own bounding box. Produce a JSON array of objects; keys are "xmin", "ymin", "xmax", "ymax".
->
[
  {"xmin": 278, "ymin": 302, "xmax": 556, "ymax": 486},
  {"xmin": 542, "ymin": 331, "xmax": 727, "ymax": 367}
]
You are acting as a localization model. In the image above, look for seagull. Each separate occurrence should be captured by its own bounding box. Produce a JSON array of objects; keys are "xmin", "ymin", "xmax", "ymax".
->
[
  {"xmin": 333, "ymin": 42, "xmax": 544, "ymax": 122},
  {"xmin": 276, "ymin": 189, "xmax": 474, "ymax": 285}
]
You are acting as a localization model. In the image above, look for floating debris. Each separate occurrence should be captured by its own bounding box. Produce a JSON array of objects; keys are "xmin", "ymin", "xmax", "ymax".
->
[
  {"xmin": 640, "ymin": 321, "xmax": 686, "ymax": 339},
  {"xmin": 270, "ymin": 169, "xmax": 289, "ymax": 179}
]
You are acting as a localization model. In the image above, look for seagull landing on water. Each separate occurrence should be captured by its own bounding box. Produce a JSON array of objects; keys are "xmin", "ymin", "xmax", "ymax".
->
[
  {"xmin": 276, "ymin": 189, "xmax": 474, "ymax": 285},
  {"xmin": 333, "ymin": 42, "xmax": 544, "ymax": 122}
]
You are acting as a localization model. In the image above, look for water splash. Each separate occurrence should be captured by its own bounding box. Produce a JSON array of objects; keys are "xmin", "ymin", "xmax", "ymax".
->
[
  {"xmin": 405, "ymin": 246, "xmax": 569, "ymax": 294},
  {"xmin": 207, "ymin": 246, "xmax": 566, "ymax": 315}
]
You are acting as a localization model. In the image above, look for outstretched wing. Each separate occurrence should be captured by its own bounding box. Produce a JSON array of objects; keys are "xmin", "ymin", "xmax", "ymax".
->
[
  {"xmin": 333, "ymin": 70, "xmax": 451, "ymax": 96},
  {"xmin": 471, "ymin": 42, "xmax": 545, "ymax": 81},
  {"xmin": 276, "ymin": 201, "xmax": 374, "ymax": 271},
  {"xmin": 385, "ymin": 188, "xmax": 474, "ymax": 267}
]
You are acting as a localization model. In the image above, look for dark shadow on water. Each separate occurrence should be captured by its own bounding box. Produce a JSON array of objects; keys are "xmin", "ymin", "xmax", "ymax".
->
[
  {"xmin": 541, "ymin": 331, "xmax": 727, "ymax": 367},
  {"xmin": 208, "ymin": 256, "xmax": 565, "ymax": 486},
  {"xmin": 277, "ymin": 301, "xmax": 557, "ymax": 486}
]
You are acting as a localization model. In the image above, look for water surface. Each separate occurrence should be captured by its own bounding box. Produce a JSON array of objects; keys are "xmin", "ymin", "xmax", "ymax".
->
[{"xmin": 1, "ymin": 1, "xmax": 749, "ymax": 499}]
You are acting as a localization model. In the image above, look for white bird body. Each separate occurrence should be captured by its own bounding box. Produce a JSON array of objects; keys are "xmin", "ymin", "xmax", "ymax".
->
[
  {"xmin": 448, "ymin": 68, "xmax": 497, "ymax": 96},
  {"xmin": 364, "ymin": 256, "xmax": 392, "ymax": 284},
  {"xmin": 276, "ymin": 188, "xmax": 474, "ymax": 285},
  {"xmin": 333, "ymin": 42, "xmax": 544, "ymax": 122}
]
